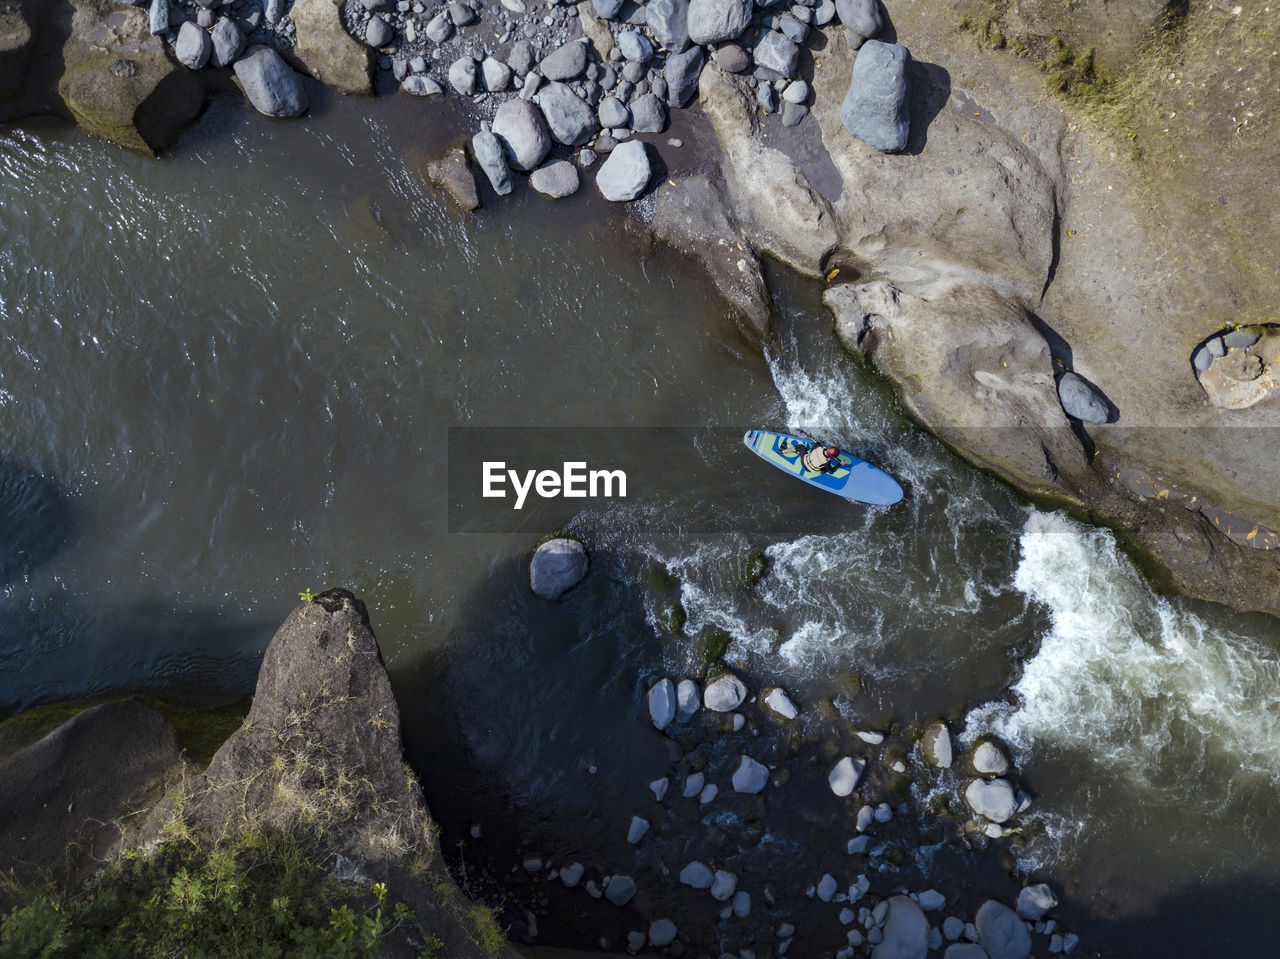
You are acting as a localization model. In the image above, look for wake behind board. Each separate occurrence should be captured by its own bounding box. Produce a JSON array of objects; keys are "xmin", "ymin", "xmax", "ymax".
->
[{"xmin": 743, "ymin": 430, "xmax": 903, "ymax": 506}]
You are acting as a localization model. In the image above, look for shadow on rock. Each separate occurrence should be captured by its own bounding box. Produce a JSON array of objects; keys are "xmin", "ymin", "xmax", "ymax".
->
[{"xmin": 904, "ymin": 59, "xmax": 950, "ymax": 155}]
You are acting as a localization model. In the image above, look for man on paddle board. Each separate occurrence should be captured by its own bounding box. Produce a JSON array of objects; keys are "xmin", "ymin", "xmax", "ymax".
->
[{"xmin": 782, "ymin": 439, "xmax": 842, "ymax": 475}]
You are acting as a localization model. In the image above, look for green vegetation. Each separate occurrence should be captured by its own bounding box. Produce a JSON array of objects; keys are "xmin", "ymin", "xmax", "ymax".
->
[
  {"xmin": 298, "ymin": 588, "xmax": 316, "ymax": 603},
  {"xmin": 0, "ymin": 830, "xmax": 433, "ymax": 959}
]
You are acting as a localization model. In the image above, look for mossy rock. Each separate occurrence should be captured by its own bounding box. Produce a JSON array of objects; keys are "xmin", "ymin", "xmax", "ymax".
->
[
  {"xmin": 659, "ymin": 601, "xmax": 687, "ymax": 634},
  {"xmin": 731, "ymin": 549, "xmax": 768, "ymax": 591},
  {"xmin": 58, "ymin": 51, "xmax": 205, "ymax": 154},
  {"xmin": 696, "ymin": 629, "xmax": 733, "ymax": 677},
  {"xmin": 641, "ymin": 560, "xmax": 680, "ymax": 595}
]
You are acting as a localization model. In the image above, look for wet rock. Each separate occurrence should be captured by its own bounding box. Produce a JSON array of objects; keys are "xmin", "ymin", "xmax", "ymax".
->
[
  {"xmin": 365, "ymin": 16, "xmax": 392, "ymax": 47},
  {"xmin": 482, "ymin": 55, "xmax": 513, "ymax": 92},
  {"xmin": 841, "ymin": 39, "xmax": 910, "ymax": 152},
  {"xmin": 922, "ymin": 719, "xmax": 953, "ymax": 768},
  {"xmin": 676, "ymin": 679, "xmax": 700, "ymax": 719},
  {"xmin": 836, "ymin": 0, "xmax": 881, "ymax": 46},
  {"xmin": 943, "ymin": 917, "xmax": 965, "ymax": 940},
  {"xmin": 649, "ymin": 919, "xmax": 678, "ymax": 947},
  {"xmin": 649, "ymin": 777, "xmax": 668, "ymax": 800},
  {"xmin": 209, "ymin": 18, "xmax": 244, "ymax": 69},
  {"xmin": 605, "ymin": 874, "xmax": 637, "ymax": 906},
  {"xmin": 530, "ymin": 159, "xmax": 580, "ymax": 197},
  {"xmin": 1016, "ymin": 884, "xmax": 1058, "ymax": 921},
  {"xmin": 857, "ymin": 730, "xmax": 885, "ymax": 745},
  {"xmin": 560, "ymin": 861, "xmax": 584, "ymax": 886},
  {"xmin": 964, "ymin": 778, "xmax": 1017, "ymax": 823},
  {"xmin": 763, "ymin": 686, "xmax": 798, "ymax": 719},
  {"xmin": 699, "ymin": 782, "xmax": 717, "ymax": 803},
  {"xmin": 976, "ymin": 900, "xmax": 1031, "ymax": 959},
  {"xmin": 703, "ymin": 671, "xmax": 748, "ymax": 711},
  {"xmin": 972, "ymin": 739, "xmax": 1010, "ymax": 777},
  {"xmin": 401, "ymin": 75, "xmax": 443, "ymax": 96},
  {"xmin": 664, "ymin": 44, "xmax": 705, "ymax": 107},
  {"xmin": 682, "ymin": 771, "xmax": 704, "ymax": 797},
  {"xmin": 493, "ymin": 97, "xmax": 551, "ymax": 170},
  {"xmin": 733, "ymin": 889, "xmax": 751, "ymax": 917},
  {"xmin": 917, "ymin": 889, "xmax": 946, "ymax": 911},
  {"xmin": 872, "ymin": 896, "xmax": 929, "ymax": 959},
  {"xmin": 174, "ymin": 21, "xmax": 211, "ymax": 69},
  {"xmin": 944, "ymin": 946, "xmax": 991, "ymax": 959},
  {"xmin": 731, "ymin": 754, "xmax": 768, "ymax": 793},
  {"xmin": 817, "ymin": 873, "xmax": 838, "ymax": 901},
  {"xmin": 529, "ymin": 538, "xmax": 588, "ymax": 598},
  {"xmin": 626, "ymin": 931, "xmax": 646, "ymax": 951},
  {"xmin": 754, "ymin": 29, "xmax": 799, "ymax": 78},
  {"xmin": 629, "ymin": 92, "xmax": 666, "ymax": 132},
  {"xmin": 680, "ymin": 860, "xmax": 714, "ymax": 888},
  {"xmin": 541, "ymin": 39, "xmax": 588, "ymax": 80},
  {"xmin": 688, "ymin": 0, "xmax": 751, "ymax": 44},
  {"xmin": 627, "ymin": 815, "xmax": 650, "ymax": 843},
  {"xmin": 425, "ymin": 145, "xmax": 479, "ymax": 211},
  {"xmin": 829, "ymin": 756, "xmax": 865, "ymax": 796},
  {"xmin": 710, "ymin": 870, "xmax": 738, "ymax": 900},
  {"xmin": 522, "ymin": 856, "xmax": 544, "ymax": 873},
  {"xmin": 1056, "ymin": 372, "xmax": 1110, "ymax": 424},
  {"xmin": 856, "ymin": 804, "xmax": 874, "ymax": 831},
  {"xmin": 618, "ymin": 29, "xmax": 653, "ymax": 62},
  {"xmin": 449, "ymin": 56, "xmax": 477, "ymax": 95},
  {"xmin": 537, "ymin": 81, "xmax": 600, "ymax": 145},
  {"xmin": 847, "ymin": 835, "xmax": 870, "ymax": 853},
  {"xmin": 648, "ymin": 678, "xmax": 677, "ymax": 729},
  {"xmin": 874, "ymin": 802, "xmax": 892, "ymax": 823},
  {"xmin": 234, "ymin": 46, "xmax": 308, "ymax": 117},
  {"xmin": 648, "ymin": 0, "xmax": 690, "ymax": 52}
]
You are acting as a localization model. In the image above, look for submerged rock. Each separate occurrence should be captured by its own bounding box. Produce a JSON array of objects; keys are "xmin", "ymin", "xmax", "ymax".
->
[
  {"xmin": 1016, "ymin": 883, "xmax": 1058, "ymax": 920},
  {"xmin": 425, "ymin": 144, "xmax": 479, "ymax": 211},
  {"xmin": 841, "ymin": 39, "xmax": 911, "ymax": 152},
  {"xmin": 234, "ymin": 46, "xmax": 308, "ymax": 117},
  {"xmin": 530, "ymin": 538, "xmax": 589, "ymax": 599}
]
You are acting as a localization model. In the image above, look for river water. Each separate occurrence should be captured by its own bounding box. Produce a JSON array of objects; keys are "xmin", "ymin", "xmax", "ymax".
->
[{"xmin": 1, "ymin": 94, "xmax": 1278, "ymax": 955}]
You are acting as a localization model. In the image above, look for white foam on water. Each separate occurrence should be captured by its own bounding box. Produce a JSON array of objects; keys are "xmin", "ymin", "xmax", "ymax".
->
[{"xmin": 966, "ymin": 511, "xmax": 1280, "ymax": 792}]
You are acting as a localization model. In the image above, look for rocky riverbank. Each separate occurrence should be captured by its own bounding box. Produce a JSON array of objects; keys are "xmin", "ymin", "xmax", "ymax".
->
[{"xmin": 2, "ymin": 0, "xmax": 1275, "ymax": 618}]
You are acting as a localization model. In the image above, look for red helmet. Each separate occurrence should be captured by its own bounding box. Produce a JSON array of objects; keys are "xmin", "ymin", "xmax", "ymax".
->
[{"xmin": 824, "ymin": 446, "xmax": 840, "ymax": 457}]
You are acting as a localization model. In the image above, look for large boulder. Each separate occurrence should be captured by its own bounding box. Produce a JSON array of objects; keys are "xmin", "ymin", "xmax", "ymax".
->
[
  {"xmin": 871, "ymin": 896, "xmax": 929, "ymax": 959},
  {"xmin": 972, "ymin": 738, "xmax": 1011, "ymax": 777},
  {"xmin": 539, "ymin": 39, "xmax": 588, "ymax": 81},
  {"xmin": 664, "ymin": 44, "xmax": 704, "ymax": 108},
  {"xmin": 425, "ymin": 143, "xmax": 480, "ymax": 211},
  {"xmin": 703, "ymin": 671, "xmax": 747, "ymax": 711},
  {"xmin": 687, "ymin": 0, "xmax": 751, "ymax": 44},
  {"xmin": 290, "ymin": 0, "xmax": 373, "ymax": 94},
  {"xmin": 922, "ymin": 719, "xmax": 953, "ymax": 768},
  {"xmin": 233, "ymin": 45, "xmax": 308, "ymax": 117},
  {"xmin": 964, "ymin": 778, "xmax": 1018, "ymax": 823},
  {"xmin": 975, "ymin": 900, "xmax": 1032, "ymax": 959},
  {"xmin": 471, "ymin": 130, "xmax": 513, "ymax": 195},
  {"xmin": 174, "ymin": 21, "xmax": 211, "ymax": 70},
  {"xmin": 530, "ymin": 538, "xmax": 589, "ymax": 599},
  {"xmin": 54, "ymin": 0, "xmax": 206, "ymax": 154},
  {"xmin": 647, "ymin": 0, "xmax": 690, "ymax": 52},
  {"xmin": 595, "ymin": 139, "xmax": 652, "ymax": 201},
  {"xmin": 209, "ymin": 18, "xmax": 245, "ymax": 69},
  {"xmin": 840, "ymin": 39, "xmax": 910, "ymax": 152},
  {"xmin": 492, "ymin": 97, "xmax": 551, "ymax": 171},
  {"xmin": 530, "ymin": 159, "xmax": 580, "ymax": 198},
  {"xmin": 536, "ymin": 81, "xmax": 598, "ymax": 145},
  {"xmin": 1015, "ymin": 883, "xmax": 1058, "ymax": 920}
]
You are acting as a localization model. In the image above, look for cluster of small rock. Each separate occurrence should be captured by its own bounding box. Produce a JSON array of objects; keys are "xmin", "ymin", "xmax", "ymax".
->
[{"xmin": 1192, "ymin": 324, "xmax": 1279, "ymax": 410}]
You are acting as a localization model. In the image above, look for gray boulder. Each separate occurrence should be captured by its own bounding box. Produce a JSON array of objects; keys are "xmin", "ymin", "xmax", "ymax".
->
[
  {"xmin": 598, "ymin": 96, "xmax": 629, "ymax": 128},
  {"xmin": 605, "ymin": 874, "xmax": 637, "ymax": 906},
  {"xmin": 174, "ymin": 21, "xmax": 211, "ymax": 70},
  {"xmin": 401, "ymin": 75, "xmax": 443, "ymax": 96},
  {"xmin": 471, "ymin": 131, "xmax": 513, "ymax": 196},
  {"xmin": 482, "ymin": 56, "xmax": 512, "ymax": 92},
  {"xmin": 964, "ymin": 778, "xmax": 1017, "ymax": 823},
  {"xmin": 618, "ymin": 30, "xmax": 653, "ymax": 62},
  {"xmin": 530, "ymin": 537, "xmax": 588, "ymax": 598},
  {"xmin": 664, "ymin": 44, "xmax": 705, "ymax": 107},
  {"xmin": 540, "ymin": 39, "xmax": 588, "ymax": 81},
  {"xmin": 596, "ymin": 141, "xmax": 652, "ymax": 200},
  {"xmin": 1056, "ymin": 371, "xmax": 1110, "ymax": 424},
  {"xmin": 731, "ymin": 754, "xmax": 768, "ymax": 793},
  {"xmin": 647, "ymin": 0, "xmax": 690, "ymax": 52},
  {"xmin": 871, "ymin": 896, "xmax": 929, "ymax": 959},
  {"xmin": 648, "ymin": 678, "xmax": 677, "ymax": 730},
  {"xmin": 841, "ymin": 39, "xmax": 911, "ymax": 152},
  {"xmin": 972, "ymin": 739, "xmax": 1010, "ymax": 776},
  {"xmin": 680, "ymin": 861, "xmax": 714, "ymax": 888},
  {"xmin": 508, "ymin": 39, "xmax": 535, "ymax": 76},
  {"xmin": 537, "ymin": 81, "xmax": 599, "ymax": 145},
  {"xmin": 828, "ymin": 756, "xmax": 864, "ymax": 796},
  {"xmin": 754, "ymin": 30, "xmax": 799, "ymax": 79},
  {"xmin": 1015, "ymin": 884, "xmax": 1058, "ymax": 921},
  {"xmin": 365, "ymin": 16, "xmax": 392, "ymax": 48},
  {"xmin": 425, "ymin": 11, "xmax": 452, "ymax": 42},
  {"xmin": 629, "ymin": 93, "xmax": 666, "ymax": 132},
  {"xmin": 448, "ymin": 56, "xmax": 477, "ymax": 95},
  {"xmin": 209, "ymin": 18, "xmax": 244, "ymax": 68},
  {"xmin": 592, "ymin": 0, "xmax": 625, "ymax": 18},
  {"xmin": 687, "ymin": 0, "xmax": 752, "ymax": 44},
  {"xmin": 836, "ymin": 0, "xmax": 881, "ymax": 45},
  {"xmin": 703, "ymin": 671, "xmax": 747, "ymax": 711},
  {"xmin": 492, "ymin": 98, "xmax": 551, "ymax": 170},
  {"xmin": 233, "ymin": 45, "xmax": 308, "ymax": 117},
  {"xmin": 649, "ymin": 919, "xmax": 677, "ymax": 947},
  {"xmin": 976, "ymin": 900, "xmax": 1031, "ymax": 959}
]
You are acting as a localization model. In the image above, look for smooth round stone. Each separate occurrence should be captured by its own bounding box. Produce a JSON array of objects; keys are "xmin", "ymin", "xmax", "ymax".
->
[
  {"xmin": 764, "ymin": 686, "xmax": 798, "ymax": 719},
  {"xmin": 682, "ymin": 771, "xmax": 705, "ymax": 797},
  {"xmin": 973, "ymin": 740, "xmax": 1011, "ymax": 776},
  {"xmin": 529, "ymin": 159, "xmax": 580, "ymax": 198},
  {"xmin": 917, "ymin": 889, "xmax": 946, "ymax": 911},
  {"xmin": 817, "ymin": 873, "xmax": 838, "ymax": 901},
  {"xmin": 626, "ymin": 815, "xmax": 650, "ymax": 844},
  {"xmin": 560, "ymin": 862, "xmax": 584, "ymax": 886},
  {"xmin": 680, "ymin": 861, "xmax": 714, "ymax": 888},
  {"xmin": 710, "ymin": 870, "xmax": 738, "ymax": 901},
  {"xmin": 783, "ymin": 79, "xmax": 809, "ymax": 103},
  {"xmin": 617, "ymin": 29, "xmax": 653, "ymax": 62},
  {"xmin": 828, "ymin": 756, "xmax": 865, "ymax": 797},
  {"xmin": 676, "ymin": 678, "xmax": 700, "ymax": 718},
  {"xmin": 964, "ymin": 778, "xmax": 1017, "ymax": 823},
  {"xmin": 604, "ymin": 874, "xmax": 637, "ymax": 906},
  {"xmin": 704, "ymin": 672, "xmax": 748, "ymax": 711},
  {"xmin": 731, "ymin": 754, "xmax": 768, "ymax": 793},
  {"xmin": 649, "ymin": 919, "xmax": 677, "ymax": 947},
  {"xmin": 365, "ymin": 16, "xmax": 392, "ymax": 47},
  {"xmin": 529, "ymin": 537, "xmax": 588, "ymax": 599}
]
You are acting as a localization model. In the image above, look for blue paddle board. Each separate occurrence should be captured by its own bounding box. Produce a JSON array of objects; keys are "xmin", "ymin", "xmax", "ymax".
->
[{"xmin": 743, "ymin": 430, "xmax": 903, "ymax": 505}]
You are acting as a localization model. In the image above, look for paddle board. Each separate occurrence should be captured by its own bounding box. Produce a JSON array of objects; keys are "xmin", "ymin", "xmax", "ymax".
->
[{"xmin": 742, "ymin": 430, "xmax": 903, "ymax": 505}]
